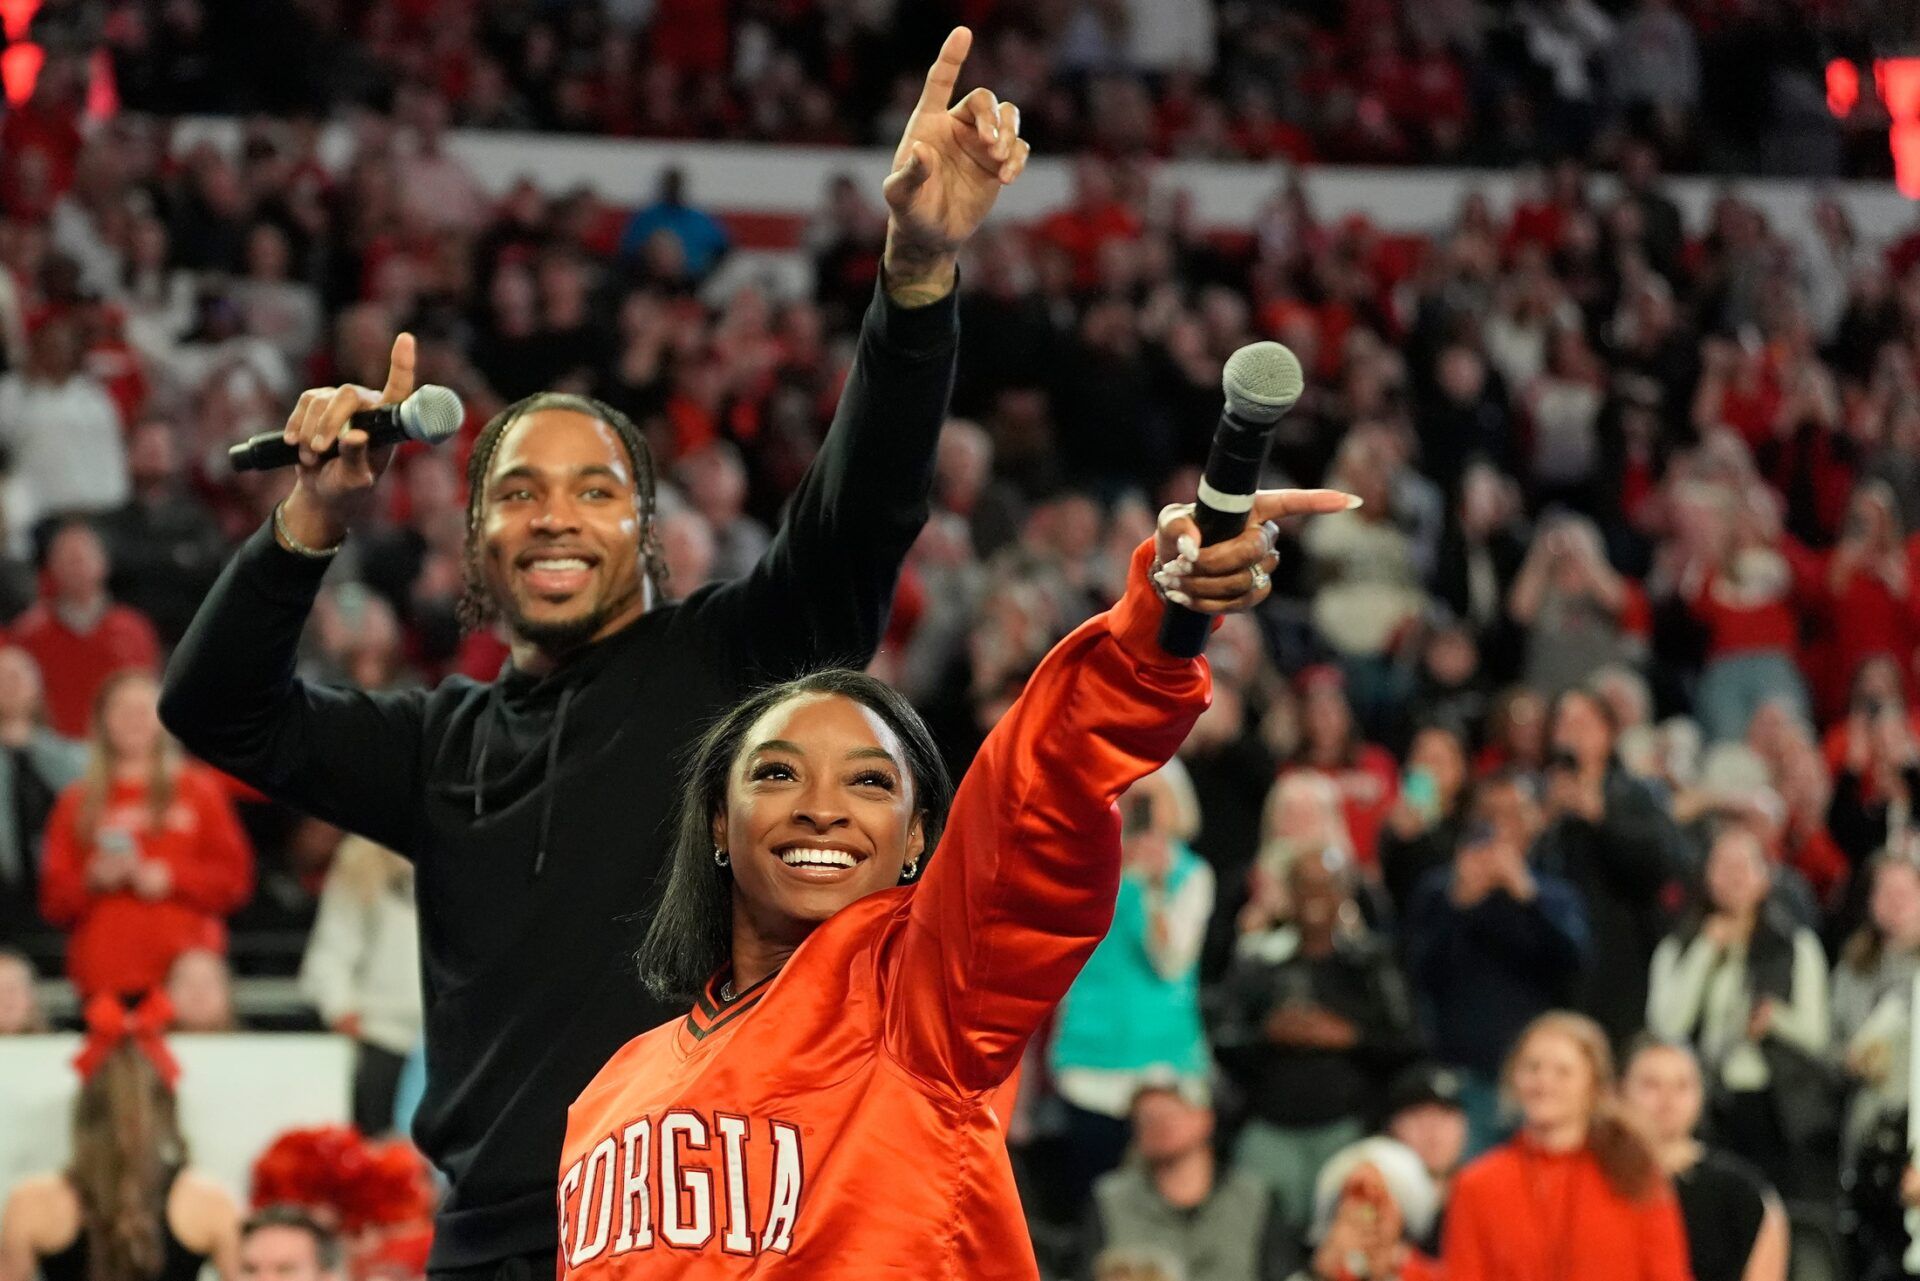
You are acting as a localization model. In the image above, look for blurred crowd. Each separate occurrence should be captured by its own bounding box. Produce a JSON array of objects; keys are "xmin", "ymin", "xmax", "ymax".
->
[
  {"xmin": 3, "ymin": 0, "xmax": 1906, "ymax": 178},
  {"xmin": 3, "ymin": 2, "xmax": 1920, "ymax": 1280}
]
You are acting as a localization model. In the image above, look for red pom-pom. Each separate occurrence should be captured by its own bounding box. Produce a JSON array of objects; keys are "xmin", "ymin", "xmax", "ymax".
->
[{"xmin": 251, "ymin": 1127, "xmax": 435, "ymax": 1234}]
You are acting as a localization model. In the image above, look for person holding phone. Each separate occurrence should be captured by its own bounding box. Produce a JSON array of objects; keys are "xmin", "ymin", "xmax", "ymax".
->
[
  {"xmin": 1531, "ymin": 687, "xmax": 1689, "ymax": 1049},
  {"xmin": 1379, "ymin": 724, "xmax": 1471, "ymax": 915},
  {"xmin": 38, "ymin": 672, "xmax": 252, "ymax": 1000},
  {"xmin": 1404, "ymin": 771, "xmax": 1588, "ymax": 1150},
  {"xmin": 1822, "ymin": 481, "xmax": 1920, "ymax": 720}
]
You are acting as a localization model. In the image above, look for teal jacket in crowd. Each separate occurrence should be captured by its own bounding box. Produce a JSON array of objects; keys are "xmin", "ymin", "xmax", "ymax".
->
[{"xmin": 1051, "ymin": 845, "xmax": 1211, "ymax": 1079}]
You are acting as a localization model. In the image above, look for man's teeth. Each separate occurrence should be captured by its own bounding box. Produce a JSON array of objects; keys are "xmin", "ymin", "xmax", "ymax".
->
[
  {"xmin": 778, "ymin": 848, "xmax": 857, "ymax": 869},
  {"xmin": 529, "ymin": 558, "xmax": 589, "ymax": 571}
]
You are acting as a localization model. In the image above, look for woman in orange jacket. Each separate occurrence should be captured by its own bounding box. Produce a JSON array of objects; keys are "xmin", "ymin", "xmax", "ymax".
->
[
  {"xmin": 558, "ymin": 487, "xmax": 1354, "ymax": 1279},
  {"xmin": 39, "ymin": 672, "xmax": 253, "ymax": 999},
  {"xmin": 1443, "ymin": 1010, "xmax": 1693, "ymax": 1281}
]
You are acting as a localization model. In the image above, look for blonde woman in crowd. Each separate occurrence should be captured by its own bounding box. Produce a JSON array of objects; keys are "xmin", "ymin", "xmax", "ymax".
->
[
  {"xmin": 38, "ymin": 672, "xmax": 253, "ymax": 1000},
  {"xmin": 1238, "ymin": 771, "xmax": 1355, "ymax": 942},
  {"xmin": 1444, "ymin": 1012, "xmax": 1690, "ymax": 1281},
  {"xmin": 300, "ymin": 833, "xmax": 423, "ymax": 1136}
]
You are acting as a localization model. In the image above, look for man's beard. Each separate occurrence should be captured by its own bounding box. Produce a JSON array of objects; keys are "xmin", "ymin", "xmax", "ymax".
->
[
  {"xmin": 507, "ymin": 605, "xmax": 609, "ymax": 653},
  {"xmin": 500, "ymin": 581, "xmax": 639, "ymax": 656}
]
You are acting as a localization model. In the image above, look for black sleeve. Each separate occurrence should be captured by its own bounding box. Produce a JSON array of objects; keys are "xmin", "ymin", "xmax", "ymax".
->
[
  {"xmin": 1592, "ymin": 782, "xmax": 1689, "ymax": 904},
  {"xmin": 1074, "ymin": 1198, "xmax": 1108, "ymax": 1281},
  {"xmin": 159, "ymin": 522, "xmax": 427, "ymax": 854},
  {"xmin": 1402, "ymin": 878, "xmax": 1456, "ymax": 981},
  {"xmin": 1259, "ymin": 1190, "xmax": 1305, "ymax": 1281},
  {"xmin": 1355, "ymin": 949, "xmax": 1425, "ymax": 1068},
  {"xmin": 1206, "ymin": 954, "xmax": 1273, "ymax": 1082},
  {"xmin": 682, "ymin": 277, "xmax": 958, "ymax": 680},
  {"xmin": 1463, "ymin": 887, "xmax": 1589, "ymax": 976},
  {"xmin": 1826, "ymin": 768, "xmax": 1884, "ymax": 865}
]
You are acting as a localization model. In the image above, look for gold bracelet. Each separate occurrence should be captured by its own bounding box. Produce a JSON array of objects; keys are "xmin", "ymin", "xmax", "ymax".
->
[{"xmin": 273, "ymin": 501, "xmax": 344, "ymax": 559}]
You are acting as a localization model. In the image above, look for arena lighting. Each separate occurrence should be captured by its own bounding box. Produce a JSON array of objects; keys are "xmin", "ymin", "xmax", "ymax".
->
[
  {"xmin": 1829, "ymin": 56, "xmax": 1920, "ymax": 198},
  {"xmin": 1827, "ymin": 58, "xmax": 1859, "ymax": 117},
  {"xmin": 0, "ymin": 0, "xmax": 40, "ymax": 106}
]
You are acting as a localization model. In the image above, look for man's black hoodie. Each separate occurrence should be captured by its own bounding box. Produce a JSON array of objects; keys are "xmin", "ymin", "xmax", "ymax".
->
[{"xmin": 159, "ymin": 282, "xmax": 957, "ymax": 1269}]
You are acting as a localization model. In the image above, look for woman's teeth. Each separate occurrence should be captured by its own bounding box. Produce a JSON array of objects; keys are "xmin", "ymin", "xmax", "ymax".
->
[{"xmin": 778, "ymin": 848, "xmax": 857, "ymax": 869}]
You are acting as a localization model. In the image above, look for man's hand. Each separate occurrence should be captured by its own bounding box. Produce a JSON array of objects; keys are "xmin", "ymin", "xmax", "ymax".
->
[
  {"xmin": 276, "ymin": 333, "xmax": 416, "ymax": 551},
  {"xmin": 1152, "ymin": 489, "xmax": 1358, "ymax": 614},
  {"xmin": 880, "ymin": 27, "xmax": 1031, "ymax": 305}
]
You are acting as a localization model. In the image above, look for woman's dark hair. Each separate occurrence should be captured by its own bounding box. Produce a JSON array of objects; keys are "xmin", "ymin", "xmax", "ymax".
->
[
  {"xmin": 636, "ymin": 669, "xmax": 955, "ymax": 1003},
  {"xmin": 1843, "ymin": 851, "xmax": 1920, "ymax": 974},
  {"xmin": 1546, "ymin": 685, "xmax": 1618, "ymax": 753},
  {"xmin": 456, "ymin": 391, "xmax": 664, "ymax": 631}
]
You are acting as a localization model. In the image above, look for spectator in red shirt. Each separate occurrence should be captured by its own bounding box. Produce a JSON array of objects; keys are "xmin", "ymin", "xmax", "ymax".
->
[
  {"xmin": 1443, "ymin": 1011, "xmax": 1692, "ymax": 1281},
  {"xmin": 0, "ymin": 58, "xmax": 85, "ymax": 220},
  {"xmin": 1035, "ymin": 158, "xmax": 1142, "ymax": 291},
  {"xmin": 1284, "ymin": 666, "xmax": 1400, "ymax": 867},
  {"xmin": 12, "ymin": 519, "xmax": 161, "ymax": 738},
  {"xmin": 38, "ymin": 671, "xmax": 253, "ymax": 999},
  {"xmin": 1678, "ymin": 484, "xmax": 1817, "ymax": 742},
  {"xmin": 1821, "ymin": 481, "xmax": 1920, "ymax": 717}
]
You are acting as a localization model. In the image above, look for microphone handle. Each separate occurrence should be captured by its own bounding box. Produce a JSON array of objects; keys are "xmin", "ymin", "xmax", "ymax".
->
[
  {"xmin": 1156, "ymin": 411, "xmax": 1279, "ymax": 659},
  {"xmin": 229, "ymin": 403, "xmax": 406, "ymax": 472}
]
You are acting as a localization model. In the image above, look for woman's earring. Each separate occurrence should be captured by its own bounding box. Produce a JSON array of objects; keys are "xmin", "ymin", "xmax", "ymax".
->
[
  {"xmin": 902, "ymin": 858, "xmax": 919, "ymax": 880},
  {"xmin": 713, "ymin": 847, "xmax": 730, "ymax": 868}
]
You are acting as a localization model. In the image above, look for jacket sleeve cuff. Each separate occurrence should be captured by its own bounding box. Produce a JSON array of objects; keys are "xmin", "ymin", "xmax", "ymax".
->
[
  {"xmin": 1109, "ymin": 540, "xmax": 1219, "ymax": 670},
  {"xmin": 235, "ymin": 517, "xmax": 338, "ymax": 603},
  {"xmin": 864, "ymin": 268, "xmax": 961, "ymax": 360}
]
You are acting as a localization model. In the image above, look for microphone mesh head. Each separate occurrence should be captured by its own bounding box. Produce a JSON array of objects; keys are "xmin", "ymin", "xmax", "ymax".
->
[
  {"xmin": 1222, "ymin": 342, "xmax": 1304, "ymax": 424},
  {"xmin": 399, "ymin": 385, "xmax": 466, "ymax": 444}
]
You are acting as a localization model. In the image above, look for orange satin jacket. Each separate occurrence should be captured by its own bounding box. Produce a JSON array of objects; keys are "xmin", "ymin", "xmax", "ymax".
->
[{"xmin": 556, "ymin": 542, "xmax": 1209, "ymax": 1278}]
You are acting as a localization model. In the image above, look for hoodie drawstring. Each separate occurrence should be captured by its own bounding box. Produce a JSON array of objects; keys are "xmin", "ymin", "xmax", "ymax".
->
[
  {"xmin": 471, "ymin": 694, "xmax": 495, "ymax": 818},
  {"xmin": 531, "ymin": 686, "xmax": 575, "ymax": 879}
]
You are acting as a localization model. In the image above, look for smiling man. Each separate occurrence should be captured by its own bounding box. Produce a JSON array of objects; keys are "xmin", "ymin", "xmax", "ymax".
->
[{"xmin": 160, "ymin": 28, "xmax": 1030, "ymax": 1281}]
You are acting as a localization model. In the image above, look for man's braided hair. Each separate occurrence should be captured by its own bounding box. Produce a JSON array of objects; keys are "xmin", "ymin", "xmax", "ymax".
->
[{"xmin": 456, "ymin": 391, "xmax": 666, "ymax": 631}]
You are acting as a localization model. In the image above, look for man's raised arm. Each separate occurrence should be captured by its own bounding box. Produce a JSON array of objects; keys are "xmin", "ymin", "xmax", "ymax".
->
[
  {"xmin": 160, "ymin": 336, "xmax": 427, "ymax": 854},
  {"xmin": 696, "ymin": 27, "xmax": 1032, "ymax": 679}
]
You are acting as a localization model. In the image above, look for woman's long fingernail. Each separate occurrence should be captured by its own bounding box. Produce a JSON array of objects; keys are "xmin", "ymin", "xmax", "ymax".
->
[
  {"xmin": 1345, "ymin": 495, "xmax": 1364, "ymax": 510},
  {"xmin": 1166, "ymin": 590, "xmax": 1193, "ymax": 607},
  {"xmin": 1178, "ymin": 535, "xmax": 1199, "ymax": 561}
]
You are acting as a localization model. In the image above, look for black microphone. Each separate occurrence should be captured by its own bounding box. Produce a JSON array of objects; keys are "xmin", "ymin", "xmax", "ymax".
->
[
  {"xmin": 228, "ymin": 385, "xmax": 465, "ymax": 472},
  {"xmin": 1157, "ymin": 341, "xmax": 1305, "ymax": 659}
]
